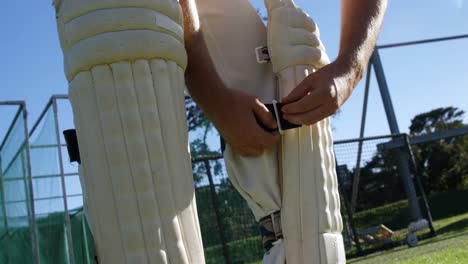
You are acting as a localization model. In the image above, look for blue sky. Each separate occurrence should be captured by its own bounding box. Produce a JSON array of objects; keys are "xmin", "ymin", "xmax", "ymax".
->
[{"xmin": 1, "ymin": 0, "xmax": 467, "ymax": 142}]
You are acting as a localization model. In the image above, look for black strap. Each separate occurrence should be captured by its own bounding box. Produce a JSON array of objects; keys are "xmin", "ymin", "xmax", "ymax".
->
[
  {"xmin": 63, "ymin": 129, "xmax": 81, "ymax": 164},
  {"xmin": 258, "ymin": 211, "xmax": 283, "ymax": 252},
  {"xmin": 264, "ymin": 102, "xmax": 302, "ymax": 131}
]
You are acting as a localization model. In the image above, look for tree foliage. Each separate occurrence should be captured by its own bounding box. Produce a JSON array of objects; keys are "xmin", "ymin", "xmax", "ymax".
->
[
  {"xmin": 342, "ymin": 106, "xmax": 467, "ymax": 212},
  {"xmin": 185, "ymin": 97, "xmax": 223, "ymax": 183},
  {"xmin": 409, "ymin": 107, "xmax": 468, "ymax": 192},
  {"xmin": 351, "ymin": 149, "xmax": 407, "ymax": 211},
  {"xmin": 409, "ymin": 107, "xmax": 465, "ymax": 135}
]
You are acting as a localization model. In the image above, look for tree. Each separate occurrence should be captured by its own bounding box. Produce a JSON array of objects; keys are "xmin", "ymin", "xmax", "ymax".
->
[
  {"xmin": 353, "ymin": 149, "xmax": 406, "ymax": 211},
  {"xmin": 343, "ymin": 106, "xmax": 468, "ymax": 212},
  {"xmin": 185, "ymin": 97, "xmax": 223, "ymax": 183},
  {"xmin": 409, "ymin": 107, "xmax": 467, "ymax": 192},
  {"xmin": 409, "ymin": 107, "xmax": 465, "ymax": 135}
]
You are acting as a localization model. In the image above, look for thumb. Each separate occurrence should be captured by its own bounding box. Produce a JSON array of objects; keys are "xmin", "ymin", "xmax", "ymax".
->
[{"xmin": 253, "ymin": 99, "xmax": 277, "ymax": 130}]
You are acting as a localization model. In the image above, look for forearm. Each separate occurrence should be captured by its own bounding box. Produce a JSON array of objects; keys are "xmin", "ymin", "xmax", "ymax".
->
[
  {"xmin": 338, "ymin": 0, "xmax": 387, "ymax": 80},
  {"xmin": 179, "ymin": 0, "xmax": 226, "ymax": 118}
]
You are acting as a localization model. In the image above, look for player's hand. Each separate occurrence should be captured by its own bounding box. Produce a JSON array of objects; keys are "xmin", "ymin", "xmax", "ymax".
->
[
  {"xmin": 281, "ymin": 58, "xmax": 364, "ymax": 125},
  {"xmin": 212, "ymin": 88, "xmax": 279, "ymax": 157}
]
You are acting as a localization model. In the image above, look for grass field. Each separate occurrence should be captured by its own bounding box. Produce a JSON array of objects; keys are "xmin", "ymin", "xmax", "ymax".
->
[
  {"xmin": 216, "ymin": 191, "xmax": 468, "ymax": 264},
  {"xmin": 249, "ymin": 213, "xmax": 468, "ymax": 264},
  {"xmin": 348, "ymin": 212, "xmax": 468, "ymax": 264}
]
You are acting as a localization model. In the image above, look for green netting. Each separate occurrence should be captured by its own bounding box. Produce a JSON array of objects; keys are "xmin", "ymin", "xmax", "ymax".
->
[
  {"xmin": 28, "ymin": 103, "xmax": 95, "ymax": 264},
  {"xmin": 0, "ymin": 101, "xmax": 96, "ymax": 264},
  {"xmin": 0, "ymin": 105, "xmax": 36, "ymax": 263},
  {"xmin": 0, "ymin": 209, "xmax": 95, "ymax": 264}
]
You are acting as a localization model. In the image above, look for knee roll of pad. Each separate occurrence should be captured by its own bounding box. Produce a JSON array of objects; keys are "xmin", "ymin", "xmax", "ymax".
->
[
  {"xmin": 55, "ymin": 0, "xmax": 187, "ymax": 81},
  {"xmin": 55, "ymin": 1, "xmax": 205, "ymax": 263}
]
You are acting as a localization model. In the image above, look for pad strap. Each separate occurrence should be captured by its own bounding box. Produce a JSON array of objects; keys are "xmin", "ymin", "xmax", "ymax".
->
[{"xmin": 259, "ymin": 210, "xmax": 283, "ymax": 251}]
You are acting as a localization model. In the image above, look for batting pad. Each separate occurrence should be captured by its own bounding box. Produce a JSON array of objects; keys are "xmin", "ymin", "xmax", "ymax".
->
[
  {"xmin": 266, "ymin": 0, "xmax": 345, "ymax": 262},
  {"xmin": 55, "ymin": 1, "xmax": 205, "ymax": 263}
]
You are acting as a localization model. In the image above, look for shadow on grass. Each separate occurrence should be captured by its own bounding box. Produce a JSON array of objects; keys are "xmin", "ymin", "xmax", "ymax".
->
[{"xmin": 436, "ymin": 218, "xmax": 468, "ymax": 235}]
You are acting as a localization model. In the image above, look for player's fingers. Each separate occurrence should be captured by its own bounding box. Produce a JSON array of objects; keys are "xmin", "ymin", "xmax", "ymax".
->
[
  {"xmin": 253, "ymin": 99, "xmax": 278, "ymax": 129},
  {"xmin": 281, "ymin": 81, "xmax": 309, "ymax": 104},
  {"xmin": 282, "ymin": 88, "xmax": 322, "ymax": 114},
  {"xmin": 283, "ymin": 104, "xmax": 331, "ymax": 125}
]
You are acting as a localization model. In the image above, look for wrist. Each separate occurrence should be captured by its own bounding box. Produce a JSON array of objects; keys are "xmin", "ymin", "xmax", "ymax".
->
[
  {"xmin": 335, "ymin": 53, "xmax": 366, "ymax": 86},
  {"xmin": 205, "ymin": 86, "xmax": 230, "ymax": 120}
]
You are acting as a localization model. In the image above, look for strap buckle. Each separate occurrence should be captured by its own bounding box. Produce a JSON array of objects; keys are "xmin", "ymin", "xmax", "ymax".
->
[{"xmin": 255, "ymin": 46, "xmax": 271, "ymax": 63}]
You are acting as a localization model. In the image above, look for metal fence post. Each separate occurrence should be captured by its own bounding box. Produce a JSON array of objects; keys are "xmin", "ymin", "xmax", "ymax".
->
[
  {"xmin": 403, "ymin": 134, "xmax": 436, "ymax": 236},
  {"xmin": 350, "ymin": 63, "xmax": 372, "ymax": 213},
  {"xmin": 371, "ymin": 50, "xmax": 422, "ymax": 221},
  {"xmin": 204, "ymin": 160, "xmax": 231, "ymax": 264},
  {"xmin": 52, "ymin": 98, "xmax": 76, "ymax": 264},
  {"xmin": 22, "ymin": 103, "xmax": 41, "ymax": 264},
  {"xmin": 0, "ymin": 157, "xmax": 8, "ymax": 234}
]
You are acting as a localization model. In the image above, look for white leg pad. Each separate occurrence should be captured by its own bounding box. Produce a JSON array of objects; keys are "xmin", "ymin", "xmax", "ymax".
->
[
  {"xmin": 266, "ymin": 0, "xmax": 345, "ymax": 262},
  {"xmin": 56, "ymin": 1, "xmax": 205, "ymax": 263},
  {"xmin": 321, "ymin": 233, "xmax": 346, "ymax": 263},
  {"xmin": 275, "ymin": 67, "xmax": 344, "ymax": 264}
]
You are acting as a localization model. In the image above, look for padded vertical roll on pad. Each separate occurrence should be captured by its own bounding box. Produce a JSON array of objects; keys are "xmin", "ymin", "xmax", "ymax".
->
[
  {"xmin": 55, "ymin": 1, "xmax": 205, "ymax": 263},
  {"xmin": 265, "ymin": 0, "xmax": 345, "ymax": 263}
]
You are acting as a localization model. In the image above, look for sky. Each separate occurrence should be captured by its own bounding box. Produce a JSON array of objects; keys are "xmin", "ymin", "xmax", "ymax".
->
[{"xmin": 1, "ymin": 0, "xmax": 467, "ymax": 143}]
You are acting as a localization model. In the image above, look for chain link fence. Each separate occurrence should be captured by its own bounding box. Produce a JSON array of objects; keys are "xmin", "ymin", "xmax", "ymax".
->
[
  {"xmin": 334, "ymin": 135, "xmax": 436, "ymax": 256},
  {"xmin": 192, "ymin": 156, "xmax": 263, "ymax": 264}
]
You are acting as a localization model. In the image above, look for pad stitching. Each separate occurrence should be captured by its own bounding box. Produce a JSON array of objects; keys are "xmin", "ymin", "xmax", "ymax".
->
[
  {"xmin": 64, "ymin": 28, "xmax": 184, "ymax": 50},
  {"xmin": 149, "ymin": 59, "xmax": 184, "ymax": 263},
  {"xmin": 90, "ymin": 68, "xmax": 128, "ymax": 262},
  {"xmin": 110, "ymin": 63, "xmax": 150, "ymax": 263},
  {"xmin": 169, "ymin": 61, "xmax": 192, "ymax": 264},
  {"xmin": 126, "ymin": 62, "xmax": 157, "ymax": 262},
  {"xmin": 132, "ymin": 60, "xmax": 169, "ymax": 262},
  {"xmin": 71, "ymin": 86, "xmax": 104, "ymax": 261},
  {"xmin": 324, "ymin": 118, "xmax": 338, "ymax": 231}
]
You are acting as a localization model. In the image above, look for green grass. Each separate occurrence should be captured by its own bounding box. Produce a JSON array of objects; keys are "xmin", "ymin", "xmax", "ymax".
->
[
  {"xmin": 210, "ymin": 190, "xmax": 468, "ymax": 263},
  {"xmin": 348, "ymin": 213, "xmax": 468, "ymax": 264},
  {"xmin": 250, "ymin": 212, "xmax": 468, "ymax": 264},
  {"xmin": 352, "ymin": 190, "xmax": 468, "ymax": 231}
]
